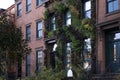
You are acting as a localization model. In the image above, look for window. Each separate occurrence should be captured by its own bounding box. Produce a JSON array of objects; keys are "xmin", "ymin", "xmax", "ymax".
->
[
  {"xmin": 36, "ymin": 50, "xmax": 43, "ymax": 72},
  {"xmin": 66, "ymin": 11, "xmax": 71, "ymax": 26},
  {"xmin": 83, "ymin": 38, "xmax": 91, "ymax": 70},
  {"xmin": 36, "ymin": 21, "xmax": 42, "ymax": 38},
  {"xmin": 26, "ymin": 53, "xmax": 30, "ymax": 76},
  {"xmin": 50, "ymin": 16, "xmax": 56, "ymax": 31},
  {"xmin": 107, "ymin": 0, "xmax": 119, "ymax": 13},
  {"xmin": 17, "ymin": 2, "xmax": 22, "ymax": 16},
  {"xmin": 105, "ymin": 29, "xmax": 120, "ymax": 73},
  {"xmin": 36, "ymin": 0, "xmax": 43, "ymax": 6},
  {"xmin": 84, "ymin": 0, "xmax": 91, "ymax": 18},
  {"xmin": 26, "ymin": 0, "xmax": 31, "ymax": 12},
  {"xmin": 26, "ymin": 25, "xmax": 31, "ymax": 41},
  {"xmin": 66, "ymin": 43, "xmax": 71, "ymax": 54},
  {"xmin": 66, "ymin": 43, "xmax": 71, "ymax": 68}
]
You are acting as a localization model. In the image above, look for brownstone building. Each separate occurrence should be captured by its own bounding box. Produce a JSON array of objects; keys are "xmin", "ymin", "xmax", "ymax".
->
[
  {"xmin": 14, "ymin": 0, "xmax": 96, "ymax": 79},
  {"xmin": 4, "ymin": 0, "xmax": 120, "ymax": 79},
  {"xmin": 95, "ymin": 0, "xmax": 120, "ymax": 79},
  {"xmin": 14, "ymin": 0, "xmax": 48, "ymax": 77}
]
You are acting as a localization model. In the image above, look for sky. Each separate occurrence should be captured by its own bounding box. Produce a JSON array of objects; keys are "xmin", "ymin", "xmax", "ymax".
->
[{"xmin": 0, "ymin": 0, "xmax": 14, "ymax": 9}]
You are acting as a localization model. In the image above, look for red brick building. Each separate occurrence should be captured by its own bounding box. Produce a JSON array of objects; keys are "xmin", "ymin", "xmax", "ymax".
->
[
  {"xmin": 4, "ymin": 0, "xmax": 120, "ymax": 79},
  {"xmin": 95, "ymin": 0, "xmax": 120, "ymax": 79},
  {"xmin": 14, "ymin": 0, "xmax": 47, "ymax": 77}
]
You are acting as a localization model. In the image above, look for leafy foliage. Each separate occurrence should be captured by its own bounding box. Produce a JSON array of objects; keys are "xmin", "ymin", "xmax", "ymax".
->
[
  {"xmin": 44, "ymin": 0, "xmax": 96, "ymax": 79},
  {"xmin": 0, "ymin": 13, "xmax": 30, "ymax": 79},
  {"xmin": 55, "ymin": 2, "xmax": 66, "ymax": 13},
  {"xmin": 44, "ymin": 9, "xmax": 49, "ymax": 19},
  {"xmin": 24, "ymin": 67, "xmax": 66, "ymax": 80},
  {"xmin": 0, "ymin": 13, "xmax": 30, "ymax": 63}
]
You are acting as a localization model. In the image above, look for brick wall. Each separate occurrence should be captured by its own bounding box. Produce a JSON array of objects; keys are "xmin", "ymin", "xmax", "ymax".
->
[{"xmin": 15, "ymin": 0, "xmax": 46, "ymax": 77}]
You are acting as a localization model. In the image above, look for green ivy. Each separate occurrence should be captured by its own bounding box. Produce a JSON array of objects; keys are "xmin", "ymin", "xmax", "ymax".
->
[
  {"xmin": 48, "ymin": 31, "xmax": 54, "ymax": 38},
  {"xmin": 44, "ymin": 0, "xmax": 96, "ymax": 79},
  {"xmin": 44, "ymin": 9, "xmax": 49, "ymax": 19},
  {"xmin": 55, "ymin": 3, "xmax": 66, "ymax": 13},
  {"xmin": 66, "ymin": 0, "xmax": 76, "ymax": 6}
]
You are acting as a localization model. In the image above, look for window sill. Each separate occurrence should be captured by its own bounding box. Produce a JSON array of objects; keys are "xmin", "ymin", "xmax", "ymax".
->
[
  {"xmin": 36, "ymin": 37, "xmax": 43, "ymax": 40},
  {"xmin": 106, "ymin": 10, "xmax": 120, "ymax": 17},
  {"xmin": 16, "ymin": 15, "xmax": 22, "ymax": 19},
  {"xmin": 26, "ymin": 10, "xmax": 32, "ymax": 14},
  {"xmin": 36, "ymin": 3, "xmax": 44, "ymax": 9},
  {"xmin": 26, "ymin": 40, "xmax": 31, "ymax": 43}
]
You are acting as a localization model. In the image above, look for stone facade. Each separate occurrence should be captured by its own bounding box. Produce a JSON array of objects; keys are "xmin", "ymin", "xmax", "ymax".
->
[{"xmin": 94, "ymin": 0, "xmax": 120, "ymax": 79}]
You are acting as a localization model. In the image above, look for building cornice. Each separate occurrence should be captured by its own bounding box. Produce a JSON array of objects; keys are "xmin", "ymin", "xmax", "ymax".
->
[{"xmin": 96, "ymin": 18, "xmax": 120, "ymax": 30}]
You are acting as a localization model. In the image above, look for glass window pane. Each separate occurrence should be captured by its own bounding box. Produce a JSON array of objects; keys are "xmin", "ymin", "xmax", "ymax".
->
[
  {"xmin": 38, "ymin": 22, "xmax": 42, "ymax": 30},
  {"xmin": 51, "ymin": 17, "xmax": 55, "ymax": 23},
  {"xmin": 114, "ymin": 33, "xmax": 120, "ymax": 40},
  {"xmin": 114, "ymin": 0, "xmax": 119, "ymax": 11},
  {"xmin": 26, "ymin": 53, "xmax": 30, "ymax": 64},
  {"xmin": 115, "ymin": 41, "xmax": 120, "ymax": 59},
  {"xmin": 108, "ymin": 2, "xmax": 113, "ymax": 12},
  {"xmin": 38, "ymin": 0, "xmax": 43, "ymax": 5},
  {"xmin": 38, "ymin": 58, "xmax": 42, "ymax": 63},
  {"xmin": 85, "ymin": 1, "xmax": 91, "ymax": 11},
  {"xmin": 17, "ymin": 3, "xmax": 22, "ymax": 16},
  {"xmin": 28, "ymin": 5, "xmax": 31, "ymax": 11},
  {"xmin": 53, "ymin": 24, "xmax": 56, "ymax": 30},
  {"xmin": 66, "ymin": 18, "xmax": 71, "ymax": 26},
  {"xmin": 38, "ymin": 51, "xmax": 42, "ymax": 58},
  {"xmin": 85, "ymin": 10, "xmax": 91, "ymax": 18},
  {"xmin": 50, "ymin": 16, "xmax": 56, "ymax": 30},
  {"xmin": 18, "ymin": 3, "xmax": 21, "ymax": 9},
  {"xmin": 107, "ymin": 0, "xmax": 119, "ymax": 13},
  {"xmin": 66, "ymin": 11, "xmax": 71, "ymax": 18},
  {"xmin": 26, "ymin": 26, "xmax": 30, "ymax": 41},
  {"xmin": 83, "ymin": 38, "xmax": 91, "ymax": 70},
  {"xmin": 107, "ymin": 0, "xmax": 112, "ymax": 2},
  {"xmin": 66, "ymin": 43, "xmax": 71, "ymax": 53},
  {"xmin": 38, "ymin": 63, "xmax": 42, "ymax": 70},
  {"xmin": 27, "ymin": 0, "xmax": 31, "ymax": 4},
  {"xmin": 38, "ymin": 30, "xmax": 42, "ymax": 37},
  {"xmin": 27, "ymin": 26, "xmax": 30, "ymax": 33},
  {"xmin": 66, "ymin": 11, "xmax": 71, "ymax": 26},
  {"xmin": 37, "ymin": 50, "xmax": 42, "ymax": 71}
]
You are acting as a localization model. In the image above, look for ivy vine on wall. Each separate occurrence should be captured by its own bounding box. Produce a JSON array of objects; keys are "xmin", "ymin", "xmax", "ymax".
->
[{"xmin": 43, "ymin": 0, "xmax": 96, "ymax": 79}]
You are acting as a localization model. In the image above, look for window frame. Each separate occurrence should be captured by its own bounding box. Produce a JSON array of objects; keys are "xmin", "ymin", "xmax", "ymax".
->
[
  {"xmin": 66, "ymin": 42, "xmax": 71, "ymax": 69},
  {"xmin": 17, "ymin": 2, "xmax": 22, "ymax": 16},
  {"xmin": 65, "ymin": 11, "xmax": 71, "ymax": 26},
  {"xmin": 26, "ymin": 0, "xmax": 31, "ymax": 12},
  {"xmin": 50, "ymin": 15, "xmax": 56, "ymax": 31},
  {"xmin": 26, "ymin": 25, "xmax": 31, "ymax": 41},
  {"xmin": 36, "ymin": 50, "xmax": 43, "ymax": 72},
  {"xmin": 83, "ymin": 38, "xmax": 91, "ymax": 70},
  {"xmin": 36, "ymin": 0, "xmax": 43, "ymax": 6},
  {"xmin": 83, "ymin": 0, "xmax": 91, "ymax": 18},
  {"xmin": 107, "ymin": 0, "xmax": 119, "ymax": 13},
  {"xmin": 105, "ymin": 30, "xmax": 120, "ymax": 73},
  {"xmin": 36, "ymin": 20, "xmax": 42, "ymax": 38},
  {"xmin": 26, "ymin": 53, "xmax": 31, "ymax": 76}
]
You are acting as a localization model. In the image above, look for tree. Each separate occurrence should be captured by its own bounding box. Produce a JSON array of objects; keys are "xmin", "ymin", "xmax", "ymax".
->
[{"xmin": 0, "ymin": 13, "xmax": 30, "ymax": 80}]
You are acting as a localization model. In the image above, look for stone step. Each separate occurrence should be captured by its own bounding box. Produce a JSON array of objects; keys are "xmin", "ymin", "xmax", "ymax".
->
[{"xmin": 92, "ymin": 73, "xmax": 120, "ymax": 80}]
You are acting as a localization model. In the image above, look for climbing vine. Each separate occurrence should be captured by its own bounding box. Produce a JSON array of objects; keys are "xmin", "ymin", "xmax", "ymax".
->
[{"xmin": 43, "ymin": 0, "xmax": 96, "ymax": 79}]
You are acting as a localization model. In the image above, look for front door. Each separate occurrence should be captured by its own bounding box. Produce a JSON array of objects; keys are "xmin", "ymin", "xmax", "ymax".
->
[{"xmin": 105, "ymin": 30, "xmax": 120, "ymax": 73}]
